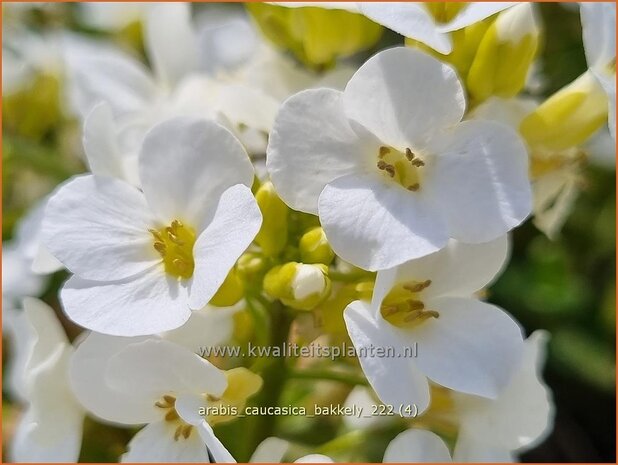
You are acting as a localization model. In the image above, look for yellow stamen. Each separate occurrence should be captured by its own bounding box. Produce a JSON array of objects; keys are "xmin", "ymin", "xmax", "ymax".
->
[
  {"xmin": 376, "ymin": 146, "xmax": 425, "ymax": 191},
  {"xmin": 380, "ymin": 280, "xmax": 438, "ymax": 328},
  {"xmin": 150, "ymin": 220, "xmax": 197, "ymax": 279}
]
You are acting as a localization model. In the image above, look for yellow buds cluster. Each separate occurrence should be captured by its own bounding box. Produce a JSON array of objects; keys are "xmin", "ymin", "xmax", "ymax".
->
[
  {"xmin": 246, "ymin": 3, "xmax": 382, "ymax": 70},
  {"xmin": 263, "ymin": 262, "xmax": 331, "ymax": 311}
]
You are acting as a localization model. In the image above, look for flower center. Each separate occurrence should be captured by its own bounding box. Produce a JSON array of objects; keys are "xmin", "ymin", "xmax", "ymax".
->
[
  {"xmin": 426, "ymin": 2, "xmax": 466, "ymax": 24},
  {"xmin": 155, "ymin": 394, "xmax": 194, "ymax": 441},
  {"xmin": 376, "ymin": 146, "xmax": 424, "ymax": 192},
  {"xmin": 380, "ymin": 279, "xmax": 439, "ymax": 328},
  {"xmin": 149, "ymin": 220, "xmax": 196, "ymax": 279}
]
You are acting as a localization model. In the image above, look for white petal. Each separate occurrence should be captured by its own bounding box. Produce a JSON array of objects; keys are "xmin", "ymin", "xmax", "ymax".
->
[
  {"xmin": 83, "ymin": 102, "xmax": 131, "ymax": 182},
  {"xmin": 267, "ymin": 88, "xmax": 375, "ymax": 214},
  {"xmin": 189, "ymin": 185, "xmax": 262, "ymax": 309},
  {"xmin": 31, "ymin": 245, "xmax": 64, "ymax": 274},
  {"xmin": 358, "ymin": 3, "xmax": 451, "ymax": 53},
  {"xmin": 440, "ymin": 3, "xmax": 516, "ymax": 32},
  {"xmin": 106, "ymin": 339, "xmax": 227, "ymax": 406},
  {"xmin": 139, "ymin": 117, "xmax": 254, "ymax": 227},
  {"xmin": 22, "ymin": 297, "xmax": 69, "ymax": 377},
  {"xmin": 60, "ymin": 267, "xmax": 192, "ymax": 337},
  {"xmin": 11, "ymin": 345, "xmax": 84, "ymax": 463},
  {"xmin": 453, "ymin": 330, "xmax": 554, "ymax": 453},
  {"xmin": 344, "ymin": 300, "xmax": 430, "ymax": 413},
  {"xmin": 580, "ymin": 2, "xmax": 616, "ymax": 72},
  {"xmin": 2, "ymin": 242, "xmax": 46, "ymax": 305},
  {"xmin": 121, "ymin": 421, "xmax": 210, "ymax": 463},
  {"xmin": 391, "ymin": 236, "xmax": 510, "ymax": 300},
  {"xmin": 344, "ymin": 47, "xmax": 465, "ymax": 148},
  {"xmin": 414, "ymin": 297, "xmax": 524, "ymax": 398},
  {"xmin": 250, "ymin": 437, "xmax": 289, "ymax": 463},
  {"xmin": 343, "ymin": 387, "xmax": 391, "ymax": 430},
  {"xmin": 197, "ymin": 421, "xmax": 236, "ymax": 463},
  {"xmin": 295, "ymin": 454, "xmax": 334, "ymax": 463},
  {"xmin": 383, "ymin": 429, "xmax": 452, "ymax": 463},
  {"xmin": 145, "ymin": 3, "xmax": 198, "ymax": 88},
  {"xmin": 319, "ymin": 174, "xmax": 448, "ymax": 271},
  {"xmin": 425, "ymin": 120, "xmax": 532, "ymax": 243},
  {"xmin": 162, "ymin": 305, "xmax": 238, "ymax": 353},
  {"xmin": 43, "ymin": 175, "xmax": 160, "ymax": 281},
  {"xmin": 3, "ymin": 307, "xmax": 36, "ymax": 403},
  {"xmin": 273, "ymin": 2, "xmax": 359, "ymax": 11},
  {"xmin": 62, "ymin": 35, "xmax": 157, "ymax": 118},
  {"xmin": 69, "ymin": 332, "xmax": 155, "ymax": 425}
]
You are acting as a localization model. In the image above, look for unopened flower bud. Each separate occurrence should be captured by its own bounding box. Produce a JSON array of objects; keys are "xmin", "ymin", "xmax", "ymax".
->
[
  {"xmin": 520, "ymin": 71, "xmax": 608, "ymax": 151},
  {"xmin": 210, "ymin": 267, "xmax": 244, "ymax": 307},
  {"xmin": 263, "ymin": 262, "xmax": 331, "ymax": 311},
  {"xmin": 246, "ymin": 3, "xmax": 382, "ymax": 70},
  {"xmin": 467, "ymin": 3, "xmax": 540, "ymax": 102},
  {"xmin": 299, "ymin": 227, "xmax": 335, "ymax": 265},
  {"xmin": 237, "ymin": 252, "xmax": 268, "ymax": 281},
  {"xmin": 255, "ymin": 181, "xmax": 289, "ymax": 257}
]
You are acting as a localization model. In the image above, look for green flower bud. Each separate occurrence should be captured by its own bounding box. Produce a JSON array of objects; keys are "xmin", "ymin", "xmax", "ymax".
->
[
  {"xmin": 263, "ymin": 262, "xmax": 331, "ymax": 311},
  {"xmin": 520, "ymin": 71, "xmax": 608, "ymax": 151},
  {"xmin": 237, "ymin": 252, "xmax": 268, "ymax": 282},
  {"xmin": 299, "ymin": 227, "xmax": 334, "ymax": 265},
  {"xmin": 210, "ymin": 268, "xmax": 244, "ymax": 307},
  {"xmin": 255, "ymin": 181, "xmax": 289, "ymax": 257},
  {"xmin": 467, "ymin": 3, "xmax": 540, "ymax": 102},
  {"xmin": 246, "ymin": 3, "xmax": 382, "ymax": 70}
]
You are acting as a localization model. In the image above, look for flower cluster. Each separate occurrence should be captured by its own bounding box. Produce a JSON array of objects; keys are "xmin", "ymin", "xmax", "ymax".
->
[{"xmin": 3, "ymin": 2, "xmax": 615, "ymax": 463}]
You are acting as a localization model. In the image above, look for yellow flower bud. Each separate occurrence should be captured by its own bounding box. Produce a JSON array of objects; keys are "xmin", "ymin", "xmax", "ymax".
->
[
  {"xmin": 467, "ymin": 3, "xmax": 540, "ymax": 102},
  {"xmin": 255, "ymin": 181, "xmax": 289, "ymax": 257},
  {"xmin": 246, "ymin": 3, "xmax": 382, "ymax": 70},
  {"xmin": 520, "ymin": 71, "xmax": 608, "ymax": 151},
  {"xmin": 237, "ymin": 252, "xmax": 268, "ymax": 281},
  {"xmin": 299, "ymin": 227, "xmax": 334, "ymax": 265},
  {"xmin": 207, "ymin": 367, "xmax": 263, "ymax": 426},
  {"xmin": 263, "ymin": 262, "xmax": 331, "ymax": 311},
  {"xmin": 210, "ymin": 267, "xmax": 244, "ymax": 307}
]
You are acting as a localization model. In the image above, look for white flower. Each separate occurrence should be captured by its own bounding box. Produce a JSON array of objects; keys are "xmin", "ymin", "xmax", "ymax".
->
[
  {"xmin": 451, "ymin": 330, "xmax": 554, "ymax": 461},
  {"xmin": 580, "ymin": 2, "xmax": 616, "ymax": 139},
  {"xmin": 357, "ymin": 2, "xmax": 515, "ymax": 54},
  {"xmin": 70, "ymin": 335, "xmax": 261, "ymax": 462},
  {"xmin": 382, "ymin": 331, "xmax": 554, "ymax": 462},
  {"xmin": 42, "ymin": 117, "xmax": 261, "ymax": 336},
  {"xmin": 8, "ymin": 298, "xmax": 84, "ymax": 462},
  {"xmin": 344, "ymin": 236, "xmax": 524, "ymax": 413},
  {"xmin": 267, "ymin": 47, "xmax": 532, "ymax": 270},
  {"xmin": 77, "ymin": 2, "xmax": 148, "ymax": 31},
  {"xmin": 64, "ymin": 3, "xmax": 279, "ymax": 165}
]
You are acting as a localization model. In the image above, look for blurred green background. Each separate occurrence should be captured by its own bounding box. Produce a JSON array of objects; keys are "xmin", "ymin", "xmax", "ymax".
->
[{"xmin": 2, "ymin": 3, "xmax": 615, "ymax": 462}]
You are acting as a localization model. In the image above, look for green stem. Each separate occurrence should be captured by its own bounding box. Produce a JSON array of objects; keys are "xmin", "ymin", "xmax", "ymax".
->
[
  {"xmin": 288, "ymin": 368, "xmax": 368, "ymax": 386},
  {"xmin": 242, "ymin": 300, "xmax": 294, "ymax": 461}
]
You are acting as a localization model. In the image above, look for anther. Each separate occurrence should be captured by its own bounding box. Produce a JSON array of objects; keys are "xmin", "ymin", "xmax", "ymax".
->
[
  {"xmin": 403, "ymin": 280, "xmax": 431, "ymax": 292},
  {"xmin": 206, "ymin": 394, "xmax": 221, "ymax": 402},
  {"xmin": 411, "ymin": 159, "xmax": 425, "ymax": 167},
  {"xmin": 154, "ymin": 242, "xmax": 167, "ymax": 254},
  {"xmin": 165, "ymin": 410, "xmax": 180, "ymax": 422},
  {"xmin": 182, "ymin": 425, "xmax": 193, "ymax": 439},
  {"xmin": 163, "ymin": 395, "xmax": 176, "ymax": 404},
  {"xmin": 405, "ymin": 148, "xmax": 415, "ymax": 161},
  {"xmin": 174, "ymin": 425, "xmax": 183, "ymax": 441},
  {"xmin": 379, "ymin": 146, "xmax": 391, "ymax": 158},
  {"xmin": 377, "ymin": 160, "xmax": 387, "ymax": 170},
  {"xmin": 406, "ymin": 300, "xmax": 425, "ymax": 311},
  {"xmin": 381, "ymin": 305, "xmax": 400, "ymax": 317},
  {"xmin": 407, "ymin": 184, "xmax": 420, "ymax": 191},
  {"xmin": 166, "ymin": 228, "xmax": 185, "ymax": 245},
  {"xmin": 149, "ymin": 229, "xmax": 163, "ymax": 242},
  {"xmin": 173, "ymin": 258, "xmax": 189, "ymax": 272},
  {"xmin": 384, "ymin": 165, "xmax": 396, "ymax": 177},
  {"xmin": 155, "ymin": 401, "xmax": 169, "ymax": 409}
]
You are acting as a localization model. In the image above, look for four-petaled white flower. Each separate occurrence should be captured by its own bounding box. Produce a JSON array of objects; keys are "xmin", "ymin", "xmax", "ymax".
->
[
  {"xmin": 268, "ymin": 47, "xmax": 532, "ymax": 270},
  {"xmin": 43, "ymin": 117, "xmax": 262, "ymax": 336},
  {"xmin": 344, "ymin": 236, "xmax": 524, "ymax": 413},
  {"xmin": 70, "ymin": 335, "xmax": 261, "ymax": 463}
]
